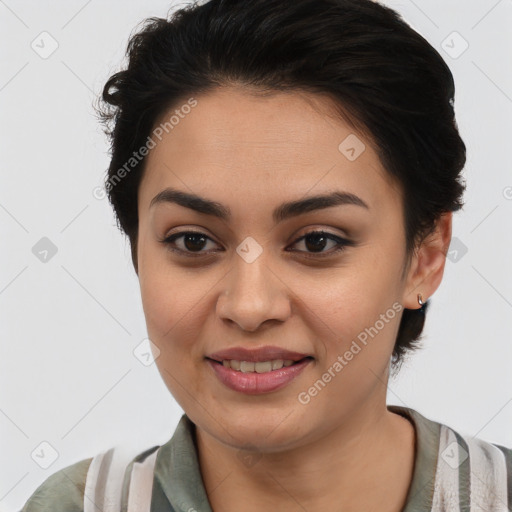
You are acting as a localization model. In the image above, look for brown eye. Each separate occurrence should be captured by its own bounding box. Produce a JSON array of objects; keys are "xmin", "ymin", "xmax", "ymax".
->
[
  {"xmin": 288, "ymin": 230, "xmax": 353, "ymax": 257},
  {"xmin": 159, "ymin": 229, "xmax": 353, "ymax": 259},
  {"xmin": 160, "ymin": 231, "xmax": 220, "ymax": 256}
]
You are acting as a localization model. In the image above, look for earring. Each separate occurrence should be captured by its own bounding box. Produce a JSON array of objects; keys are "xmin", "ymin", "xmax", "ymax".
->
[{"xmin": 417, "ymin": 293, "xmax": 424, "ymax": 307}]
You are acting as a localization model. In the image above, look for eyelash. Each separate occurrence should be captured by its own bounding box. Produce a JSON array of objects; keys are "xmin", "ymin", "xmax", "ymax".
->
[{"xmin": 159, "ymin": 230, "xmax": 353, "ymax": 259}]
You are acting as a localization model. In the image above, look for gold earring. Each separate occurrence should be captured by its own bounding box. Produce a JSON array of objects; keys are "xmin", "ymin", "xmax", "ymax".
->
[{"xmin": 417, "ymin": 293, "xmax": 424, "ymax": 307}]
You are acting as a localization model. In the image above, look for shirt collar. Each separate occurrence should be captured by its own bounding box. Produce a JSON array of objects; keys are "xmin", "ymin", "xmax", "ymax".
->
[
  {"xmin": 155, "ymin": 405, "xmax": 440, "ymax": 512},
  {"xmin": 155, "ymin": 414, "xmax": 213, "ymax": 512},
  {"xmin": 388, "ymin": 404, "xmax": 441, "ymax": 512}
]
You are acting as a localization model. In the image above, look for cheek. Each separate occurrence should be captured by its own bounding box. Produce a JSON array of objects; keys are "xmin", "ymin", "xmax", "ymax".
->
[
  {"xmin": 290, "ymin": 250, "xmax": 403, "ymax": 360},
  {"xmin": 141, "ymin": 274, "xmax": 193, "ymax": 340},
  {"xmin": 138, "ymin": 255, "xmax": 219, "ymax": 353},
  {"xmin": 299, "ymin": 278, "xmax": 401, "ymax": 402},
  {"xmin": 301, "ymin": 282, "xmax": 397, "ymax": 357},
  {"xmin": 138, "ymin": 263, "xmax": 211, "ymax": 406}
]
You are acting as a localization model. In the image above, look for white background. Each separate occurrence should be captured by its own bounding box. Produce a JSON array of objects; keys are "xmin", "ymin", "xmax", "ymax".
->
[{"xmin": 1, "ymin": 0, "xmax": 511, "ymax": 510}]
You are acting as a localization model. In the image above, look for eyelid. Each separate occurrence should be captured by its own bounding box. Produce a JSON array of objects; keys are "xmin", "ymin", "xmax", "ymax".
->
[
  {"xmin": 159, "ymin": 228, "xmax": 354, "ymax": 258},
  {"xmin": 160, "ymin": 229, "xmax": 220, "ymax": 257},
  {"xmin": 287, "ymin": 230, "xmax": 353, "ymax": 259}
]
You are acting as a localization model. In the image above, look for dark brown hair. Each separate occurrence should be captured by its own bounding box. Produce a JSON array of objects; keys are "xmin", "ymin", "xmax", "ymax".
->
[{"xmin": 95, "ymin": 0, "xmax": 466, "ymax": 374}]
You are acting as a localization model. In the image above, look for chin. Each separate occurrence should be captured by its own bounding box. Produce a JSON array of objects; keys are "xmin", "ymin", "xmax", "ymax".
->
[{"xmin": 204, "ymin": 407, "xmax": 310, "ymax": 451}]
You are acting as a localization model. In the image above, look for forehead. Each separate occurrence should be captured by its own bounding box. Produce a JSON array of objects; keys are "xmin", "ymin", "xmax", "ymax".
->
[{"xmin": 139, "ymin": 87, "xmax": 400, "ymax": 212}]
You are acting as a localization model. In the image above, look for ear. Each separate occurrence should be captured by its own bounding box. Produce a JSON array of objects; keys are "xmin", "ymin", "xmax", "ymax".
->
[{"xmin": 402, "ymin": 212, "xmax": 453, "ymax": 310}]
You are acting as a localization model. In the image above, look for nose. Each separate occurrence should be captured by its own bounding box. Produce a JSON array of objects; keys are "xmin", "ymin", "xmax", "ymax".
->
[{"xmin": 216, "ymin": 252, "xmax": 292, "ymax": 332}]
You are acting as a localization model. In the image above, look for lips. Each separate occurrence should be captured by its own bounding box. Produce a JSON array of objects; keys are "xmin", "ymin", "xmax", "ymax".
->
[
  {"xmin": 207, "ymin": 357, "xmax": 313, "ymax": 394},
  {"xmin": 206, "ymin": 345, "xmax": 313, "ymax": 363}
]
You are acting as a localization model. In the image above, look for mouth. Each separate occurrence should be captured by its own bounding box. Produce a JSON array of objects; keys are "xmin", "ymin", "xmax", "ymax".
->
[
  {"xmin": 205, "ymin": 356, "xmax": 314, "ymax": 394},
  {"xmin": 206, "ymin": 356, "xmax": 314, "ymax": 373}
]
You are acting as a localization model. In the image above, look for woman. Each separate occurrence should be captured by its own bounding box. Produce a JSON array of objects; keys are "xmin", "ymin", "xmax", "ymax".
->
[{"xmin": 21, "ymin": 0, "xmax": 512, "ymax": 511}]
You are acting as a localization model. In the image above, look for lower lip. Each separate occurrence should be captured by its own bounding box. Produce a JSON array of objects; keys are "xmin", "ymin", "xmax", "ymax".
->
[{"xmin": 206, "ymin": 358, "xmax": 312, "ymax": 395}]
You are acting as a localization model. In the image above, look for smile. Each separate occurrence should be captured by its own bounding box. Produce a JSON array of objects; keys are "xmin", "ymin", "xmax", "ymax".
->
[
  {"xmin": 218, "ymin": 358, "xmax": 310, "ymax": 372},
  {"xmin": 206, "ymin": 357, "xmax": 313, "ymax": 394}
]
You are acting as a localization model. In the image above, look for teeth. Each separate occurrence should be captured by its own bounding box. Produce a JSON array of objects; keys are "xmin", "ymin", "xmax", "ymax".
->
[
  {"xmin": 221, "ymin": 359, "xmax": 297, "ymax": 372},
  {"xmin": 241, "ymin": 361, "xmax": 256, "ymax": 372}
]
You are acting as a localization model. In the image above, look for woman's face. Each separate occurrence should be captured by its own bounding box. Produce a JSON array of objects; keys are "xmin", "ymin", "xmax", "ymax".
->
[{"xmin": 136, "ymin": 86, "xmax": 431, "ymax": 451}]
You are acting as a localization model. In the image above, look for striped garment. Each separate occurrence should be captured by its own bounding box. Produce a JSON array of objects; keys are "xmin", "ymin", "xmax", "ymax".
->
[{"xmin": 20, "ymin": 405, "xmax": 512, "ymax": 512}]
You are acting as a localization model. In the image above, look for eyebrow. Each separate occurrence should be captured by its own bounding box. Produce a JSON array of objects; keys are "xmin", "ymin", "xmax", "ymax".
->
[{"xmin": 149, "ymin": 187, "xmax": 369, "ymax": 223}]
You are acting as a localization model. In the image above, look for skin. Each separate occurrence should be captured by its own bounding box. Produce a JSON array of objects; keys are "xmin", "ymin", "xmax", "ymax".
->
[{"xmin": 135, "ymin": 86, "xmax": 452, "ymax": 511}]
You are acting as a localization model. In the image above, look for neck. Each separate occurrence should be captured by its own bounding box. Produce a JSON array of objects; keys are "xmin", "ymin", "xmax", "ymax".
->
[{"xmin": 195, "ymin": 402, "xmax": 416, "ymax": 512}]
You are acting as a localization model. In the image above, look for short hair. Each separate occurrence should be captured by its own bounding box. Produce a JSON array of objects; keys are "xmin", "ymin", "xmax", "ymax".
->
[{"xmin": 95, "ymin": 0, "xmax": 466, "ymax": 374}]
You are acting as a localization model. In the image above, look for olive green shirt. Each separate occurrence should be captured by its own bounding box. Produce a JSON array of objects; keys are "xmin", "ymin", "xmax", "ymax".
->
[{"xmin": 21, "ymin": 405, "xmax": 512, "ymax": 511}]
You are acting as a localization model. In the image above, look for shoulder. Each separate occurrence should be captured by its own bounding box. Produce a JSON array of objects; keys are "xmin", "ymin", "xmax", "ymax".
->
[
  {"xmin": 437, "ymin": 420, "xmax": 512, "ymax": 474},
  {"xmin": 434, "ymin": 418, "xmax": 512, "ymax": 510},
  {"xmin": 20, "ymin": 442, "xmax": 161, "ymax": 512},
  {"xmin": 448, "ymin": 424, "xmax": 512, "ymax": 478},
  {"xmin": 391, "ymin": 405, "xmax": 512, "ymax": 511},
  {"xmin": 21, "ymin": 457, "xmax": 92, "ymax": 512}
]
